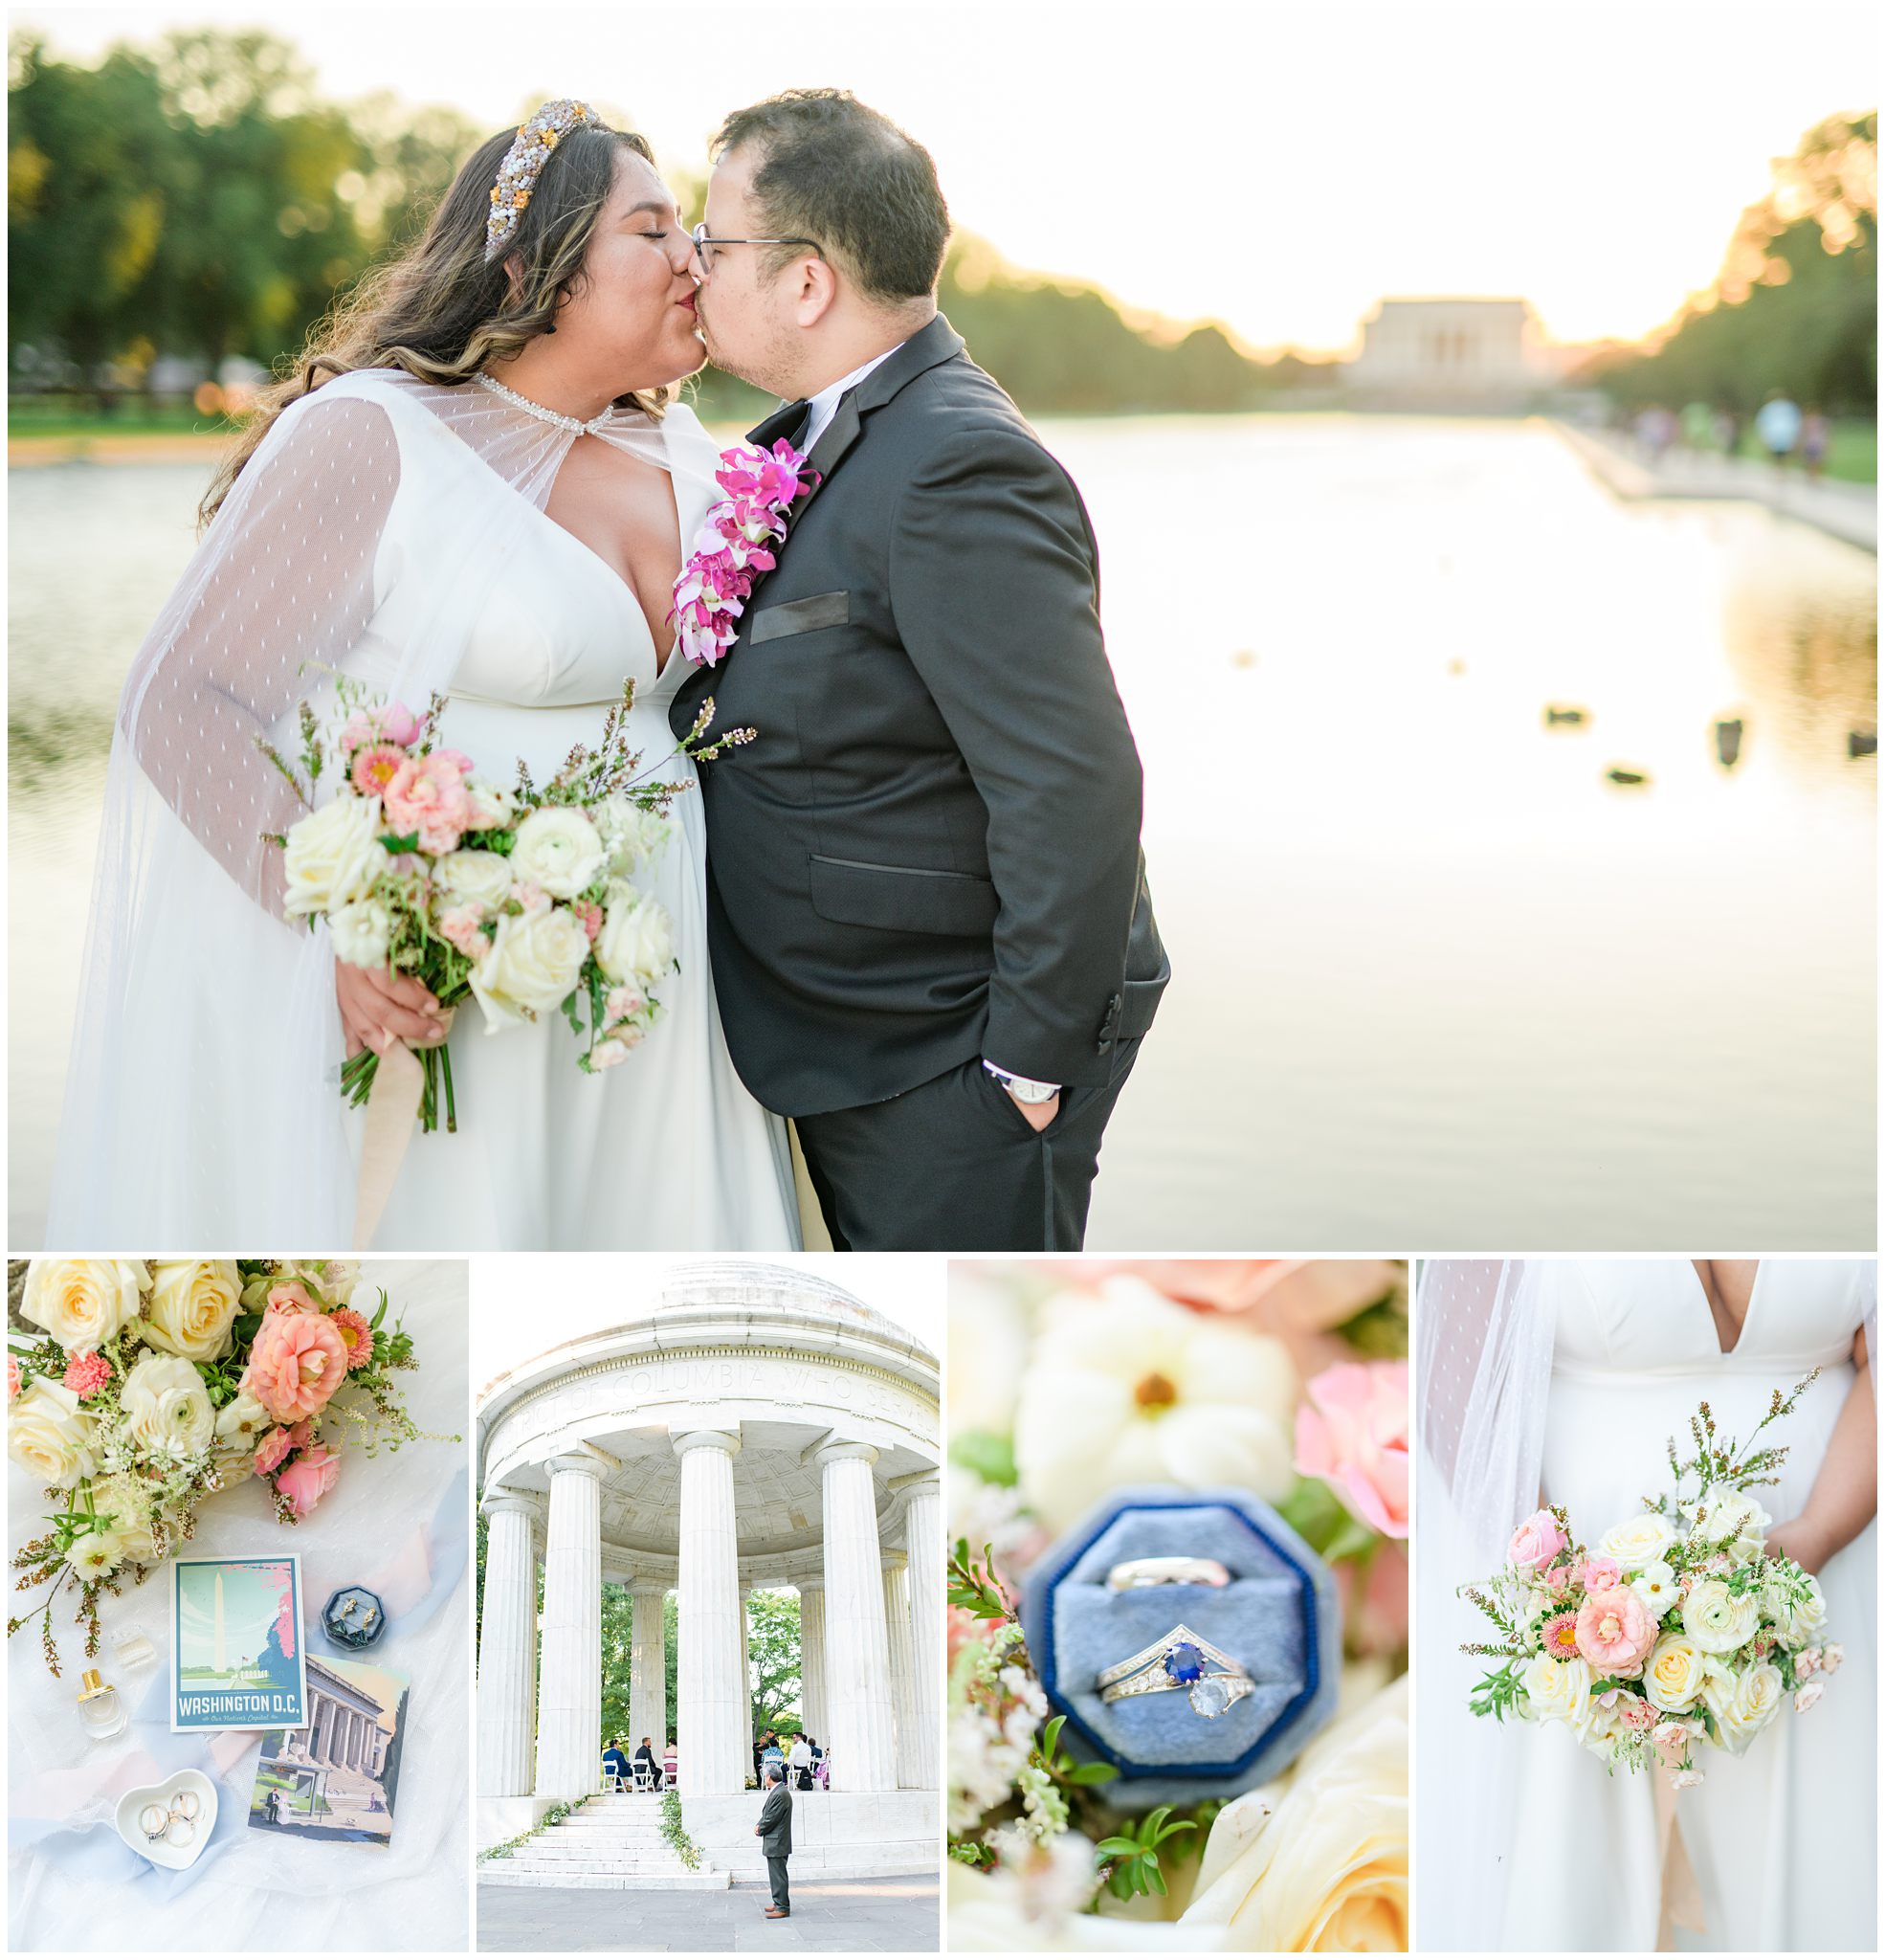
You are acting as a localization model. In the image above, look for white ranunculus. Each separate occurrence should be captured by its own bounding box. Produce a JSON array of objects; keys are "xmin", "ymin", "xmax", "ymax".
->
[
  {"xmin": 1014, "ymin": 1279, "xmax": 1297, "ymax": 1532},
  {"xmin": 433, "ymin": 847, "xmax": 514, "ymax": 910},
  {"xmin": 1630, "ymin": 1559, "xmax": 1679, "ymax": 1616},
  {"xmin": 88, "ymin": 1472, "xmax": 163, "ymax": 1564},
  {"xmin": 1519, "ymin": 1654, "xmax": 1594, "ymax": 1736},
  {"xmin": 1680, "ymin": 1576, "xmax": 1760, "ymax": 1655},
  {"xmin": 595, "ymin": 883, "xmax": 676, "ymax": 987},
  {"xmin": 19, "ymin": 1258, "xmax": 150, "ymax": 1351},
  {"xmin": 600, "ymin": 798, "xmax": 676, "ymax": 874},
  {"xmin": 328, "ymin": 895, "xmax": 394, "ymax": 969},
  {"xmin": 283, "ymin": 791, "xmax": 384, "ymax": 917},
  {"xmin": 510, "ymin": 806, "xmax": 607, "ymax": 899},
  {"xmin": 119, "ymin": 1352, "xmax": 214, "ymax": 1459},
  {"xmin": 67, "ymin": 1526, "xmax": 127, "ymax": 1581},
  {"xmin": 1702, "ymin": 1658, "xmax": 1784, "ymax": 1753},
  {"xmin": 1643, "ymin": 1632, "xmax": 1708, "ymax": 1712},
  {"xmin": 8, "ymin": 1380, "xmax": 100, "ymax": 1488},
  {"xmin": 469, "ymin": 898, "xmax": 591, "ymax": 1029},
  {"xmin": 1687, "ymin": 1485, "xmax": 1770, "ymax": 1561},
  {"xmin": 1763, "ymin": 1570, "xmax": 1828, "ymax": 1649},
  {"xmin": 142, "ymin": 1260, "xmax": 243, "ymax": 1363},
  {"xmin": 466, "ymin": 781, "xmax": 517, "ymax": 831},
  {"xmin": 1599, "ymin": 1511, "xmax": 1677, "ymax": 1571},
  {"xmin": 1181, "ymin": 1672, "xmax": 1408, "ymax": 1949}
]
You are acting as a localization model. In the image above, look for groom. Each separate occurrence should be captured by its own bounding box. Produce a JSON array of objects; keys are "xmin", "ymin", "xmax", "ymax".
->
[{"xmin": 674, "ymin": 88, "xmax": 1166, "ymax": 1252}]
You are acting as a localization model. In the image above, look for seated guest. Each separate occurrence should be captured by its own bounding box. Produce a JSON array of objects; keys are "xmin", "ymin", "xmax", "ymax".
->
[
  {"xmin": 662, "ymin": 1740, "xmax": 678, "ymax": 1786},
  {"xmin": 601, "ymin": 1740, "xmax": 630, "ymax": 1787},
  {"xmin": 632, "ymin": 1736, "xmax": 657, "ymax": 1788},
  {"xmin": 787, "ymin": 1731, "xmax": 812, "ymax": 1790}
]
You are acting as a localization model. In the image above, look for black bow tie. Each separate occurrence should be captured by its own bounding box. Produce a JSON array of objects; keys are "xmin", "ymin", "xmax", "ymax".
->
[{"xmin": 749, "ymin": 397, "xmax": 811, "ymax": 449}]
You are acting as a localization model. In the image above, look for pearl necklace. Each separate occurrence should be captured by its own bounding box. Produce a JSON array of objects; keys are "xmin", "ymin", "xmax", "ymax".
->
[{"xmin": 475, "ymin": 371, "xmax": 617, "ymax": 435}]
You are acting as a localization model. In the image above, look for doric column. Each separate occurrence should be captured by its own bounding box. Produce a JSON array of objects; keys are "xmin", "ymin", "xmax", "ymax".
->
[
  {"xmin": 903, "ymin": 1474, "xmax": 942, "ymax": 1792},
  {"xmin": 882, "ymin": 1555, "xmax": 920, "ymax": 1789},
  {"xmin": 815, "ymin": 1441, "xmax": 897, "ymax": 1793},
  {"xmin": 535, "ymin": 1453, "xmax": 604, "ymax": 1798},
  {"xmin": 674, "ymin": 1429, "xmax": 745, "ymax": 1795},
  {"xmin": 739, "ymin": 1586, "xmax": 755, "ymax": 1778},
  {"xmin": 628, "ymin": 1579, "xmax": 669, "ymax": 1752},
  {"xmin": 797, "ymin": 1579, "xmax": 829, "ymax": 1747}
]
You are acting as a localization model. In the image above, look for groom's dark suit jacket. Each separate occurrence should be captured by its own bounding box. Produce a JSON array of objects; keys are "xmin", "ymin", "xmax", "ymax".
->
[{"xmin": 670, "ymin": 313, "xmax": 1166, "ymax": 1117}]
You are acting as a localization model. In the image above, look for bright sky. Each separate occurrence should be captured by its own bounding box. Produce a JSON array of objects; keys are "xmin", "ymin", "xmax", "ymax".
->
[{"xmin": 15, "ymin": 2, "xmax": 1875, "ymax": 352}]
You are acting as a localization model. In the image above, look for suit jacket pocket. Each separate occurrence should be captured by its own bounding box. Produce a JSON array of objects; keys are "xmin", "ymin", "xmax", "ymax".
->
[
  {"xmin": 809, "ymin": 854, "xmax": 999, "ymax": 937},
  {"xmin": 750, "ymin": 590, "xmax": 851, "ymax": 642}
]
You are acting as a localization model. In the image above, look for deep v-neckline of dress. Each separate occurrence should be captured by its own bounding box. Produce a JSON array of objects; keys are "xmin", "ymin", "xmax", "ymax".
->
[
  {"xmin": 530, "ymin": 465, "xmax": 683, "ymax": 678},
  {"xmin": 1688, "ymin": 1259, "xmax": 1763, "ymax": 1357}
]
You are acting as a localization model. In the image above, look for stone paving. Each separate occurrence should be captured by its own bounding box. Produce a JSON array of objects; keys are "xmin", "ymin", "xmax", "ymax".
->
[{"xmin": 477, "ymin": 1873, "xmax": 941, "ymax": 1952}]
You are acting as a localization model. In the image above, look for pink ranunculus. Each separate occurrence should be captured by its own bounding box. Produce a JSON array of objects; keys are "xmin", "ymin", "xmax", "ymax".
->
[
  {"xmin": 7, "ymin": 1355, "xmax": 18, "ymax": 1402},
  {"xmin": 275, "ymin": 1442, "xmax": 341, "ymax": 1518},
  {"xmin": 1544, "ymin": 1563, "xmax": 1573, "ymax": 1598},
  {"xmin": 1820, "ymin": 1643, "xmax": 1844, "ymax": 1674},
  {"xmin": 1576, "ymin": 1585, "xmax": 1657, "ymax": 1675},
  {"xmin": 254, "ymin": 1427, "xmax": 294, "ymax": 1475},
  {"xmin": 1614, "ymin": 1691, "xmax": 1655, "ymax": 1732},
  {"xmin": 1794, "ymin": 1682, "xmax": 1825, "ymax": 1713},
  {"xmin": 605, "ymin": 985, "xmax": 647, "ymax": 1022},
  {"xmin": 1508, "ymin": 1509, "xmax": 1568, "ymax": 1570},
  {"xmin": 267, "ymin": 1281, "xmax": 322, "ymax": 1316},
  {"xmin": 241, "ymin": 1310, "xmax": 349, "ymax": 1424},
  {"xmin": 1795, "ymin": 1647, "xmax": 1821, "ymax": 1681},
  {"xmin": 437, "ymin": 902, "xmax": 489, "ymax": 961},
  {"xmin": 1583, "ymin": 1555, "xmax": 1621, "ymax": 1592},
  {"xmin": 381, "ymin": 702, "xmax": 422, "ymax": 747},
  {"xmin": 383, "ymin": 752, "xmax": 474, "ymax": 856},
  {"xmin": 62, "ymin": 1350, "xmax": 114, "ymax": 1400},
  {"xmin": 1294, "ymin": 1359, "xmax": 1409, "ymax": 1539}
]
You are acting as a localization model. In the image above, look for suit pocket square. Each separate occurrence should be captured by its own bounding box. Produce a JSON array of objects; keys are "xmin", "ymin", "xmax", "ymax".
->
[
  {"xmin": 808, "ymin": 854, "xmax": 999, "ymax": 938},
  {"xmin": 750, "ymin": 590, "xmax": 851, "ymax": 642}
]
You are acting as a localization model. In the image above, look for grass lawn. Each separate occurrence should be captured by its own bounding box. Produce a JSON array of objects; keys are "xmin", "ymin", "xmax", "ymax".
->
[
  {"xmin": 1731, "ymin": 417, "xmax": 1876, "ymax": 484},
  {"xmin": 8, "ymin": 397, "xmax": 239, "ymax": 441}
]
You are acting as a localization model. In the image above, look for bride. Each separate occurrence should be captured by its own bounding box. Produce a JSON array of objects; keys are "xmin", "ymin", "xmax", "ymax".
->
[
  {"xmin": 46, "ymin": 101, "xmax": 800, "ymax": 1250},
  {"xmin": 1417, "ymin": 1259, "xmax": 1876, "ymax": 1951}
]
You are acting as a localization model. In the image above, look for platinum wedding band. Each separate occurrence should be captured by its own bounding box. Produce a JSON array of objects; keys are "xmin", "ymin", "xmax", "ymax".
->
[
  {"xmin": 1095, "ymin": 1622, "xmax": 1254, "ymax": 1719},
  {"xmin": 1105, "ymin": 1556, "xmax": 1231, "ymax": 1591}
]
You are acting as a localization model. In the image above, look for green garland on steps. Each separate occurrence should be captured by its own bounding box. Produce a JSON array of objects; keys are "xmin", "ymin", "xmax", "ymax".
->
[
  {"xmin": 479, "ymin": 1793, "xmax": 590, "ymax": 1861},
  {"xmin": 660, "ymin": 1789, "xmax": 702, "ymax": 1871}
]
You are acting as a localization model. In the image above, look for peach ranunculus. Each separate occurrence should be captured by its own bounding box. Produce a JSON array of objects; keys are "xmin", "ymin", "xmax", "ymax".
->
[
  {"xmin": 1575, "ymin": 1585, "xmax": 1657, "ymax": 1675},
  {"xmin": 241, "ymin": 1310, "xmax": 349, "ymax": 1424},
  {"xmin": 275, "ymin": 1443, "xmax": 341, "ymax": 1517},
  {"xmin": 1294, "ymin": 1359, "xmax": 1409, "ymax": 1539},
  {"xmin": 266, "ymin": 1281, "xmax": 322, "ymax": 1317},
  {"xmin": 381, "ymin": 750, "xmax": 473, "ymax": 856},
  {"xmin": 1508, "ymin": 1508, "xmax": 1568, "ymax": 1570}
]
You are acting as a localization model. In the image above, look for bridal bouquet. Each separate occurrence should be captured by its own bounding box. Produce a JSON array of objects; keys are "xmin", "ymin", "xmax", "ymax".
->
[
  {"xmin": 1461, "ymin": 1371, "xmax": 1839, "ymax": 1788},
  {"xmin": 265, "ymin": 677, "xmax": 751, "ymax": 1130},
  {"xmin": 8, "ymin": 1258, "xmax": 453, "ymax": 1674}
]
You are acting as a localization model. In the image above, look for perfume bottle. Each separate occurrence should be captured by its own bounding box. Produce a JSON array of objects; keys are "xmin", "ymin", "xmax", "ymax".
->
[{"xmin": 76, "ymin": 1668, "xmax": 126, "ymax": 1742}]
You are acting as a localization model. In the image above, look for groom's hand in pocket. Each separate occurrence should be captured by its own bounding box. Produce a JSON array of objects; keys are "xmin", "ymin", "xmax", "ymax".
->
[
  {"xmin": 1009, "ymin": 1091, "xmax": 1059, "ymax": 1133},
  {"xmin": 336, "ymin": 958, "xmax": 448, "ymax": 1058}
]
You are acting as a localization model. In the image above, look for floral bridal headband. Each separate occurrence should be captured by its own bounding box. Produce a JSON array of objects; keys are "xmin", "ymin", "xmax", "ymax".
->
[{"xmin": 486, "ymin": 99, "xmax": 594, "ymax": 260}]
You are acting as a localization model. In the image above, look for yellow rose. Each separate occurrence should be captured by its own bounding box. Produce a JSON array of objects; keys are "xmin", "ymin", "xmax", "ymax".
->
[
  {"xmin": 1598, "ymin": 1511, "xmax": 1676, "ymax": 1571},
  {"xmin": 1702, "ymin": 1658, "xmax": 1784, "ymax": 1753},
  {"xmin": 1644, "ymin": 1632, "xmax": 1708, "ymax": 1712},
  {"xmin": 1181, "ymin": 1673, "xmax": 1408, "ymax": 1950},
  {"xmin": 143, "ymin": 1260, "xmax": 243, "ymax": 1363},
  {"xmin": 19, "ymin": 1258, "xmax": 150, "ymax": 1350},
  {"xmin": 1519, "ymin": 1654, "xmax": 1595, "ymax": 1737}
]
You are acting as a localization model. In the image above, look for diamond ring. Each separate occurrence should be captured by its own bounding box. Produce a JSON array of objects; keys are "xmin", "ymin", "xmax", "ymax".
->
[
  {"xmin": 1095, "ymin": 1623, "xmax": 1253, "ymax": 1719},
  {"xmin": 1105, "ymin": 1556, "xmax": 1231, "ymax": 1591}
]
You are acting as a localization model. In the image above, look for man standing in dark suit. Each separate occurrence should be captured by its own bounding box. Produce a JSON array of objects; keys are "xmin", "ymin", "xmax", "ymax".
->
[
  {"xmin": 755, "ymin": 1761, "xmax": 793, "ymax": 1919},
  {"xmin": 676, "ymin": 88, "xmax": 1166, "ymax": 1252}
]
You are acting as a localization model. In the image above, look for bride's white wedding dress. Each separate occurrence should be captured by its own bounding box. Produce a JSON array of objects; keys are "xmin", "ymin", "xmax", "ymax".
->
[
  {"xmin": 46, "ymin": 368, "xmax": 798, "ymax": 1249},
  {"xmin": 1418, "ymin": 1259, "xmax": 1876, "ymax": 1953}
]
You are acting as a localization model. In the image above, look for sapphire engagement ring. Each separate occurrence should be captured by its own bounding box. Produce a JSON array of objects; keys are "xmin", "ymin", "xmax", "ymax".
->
[{"xmin": 1095, "ymin": 1623, "xmax": 1253, "ymax": 1719}]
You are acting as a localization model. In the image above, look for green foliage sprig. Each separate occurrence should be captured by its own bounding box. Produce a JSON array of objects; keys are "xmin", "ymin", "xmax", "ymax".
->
[{"xmin": 479, "ymin": 1793, "xmax": 588, "ymax": 1860}]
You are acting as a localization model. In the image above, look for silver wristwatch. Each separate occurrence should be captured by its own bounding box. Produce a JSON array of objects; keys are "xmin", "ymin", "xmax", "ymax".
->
[{"xmin": 984, "ymin": 1061, "xmax": 1060, "ymax": 1105}]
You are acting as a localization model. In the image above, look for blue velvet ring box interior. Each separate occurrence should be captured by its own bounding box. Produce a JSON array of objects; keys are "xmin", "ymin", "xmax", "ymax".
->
[{"xmin": 1019, "ymin": 1485, "xmax": 1342, "ymax": 1812}]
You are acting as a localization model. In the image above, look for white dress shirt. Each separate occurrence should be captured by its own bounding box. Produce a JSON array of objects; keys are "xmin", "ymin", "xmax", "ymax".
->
[{"xmin": 799, "ymin": 344, "xmax": 902, "ymax": 452}]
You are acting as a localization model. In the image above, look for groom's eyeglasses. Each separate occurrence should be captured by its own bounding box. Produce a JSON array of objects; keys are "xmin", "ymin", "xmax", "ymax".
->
[{"xmin": 690, "ymin": 222, "xmax": 823, "ymax": 277}]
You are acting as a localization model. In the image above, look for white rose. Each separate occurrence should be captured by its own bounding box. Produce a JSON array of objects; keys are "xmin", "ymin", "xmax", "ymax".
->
[
  {"xmin": 328, "ymin": 896, "xmax": 393, "ymax": 969},
  {"xmin": 433, "ymin": 847, "xmax": 514, "ymax": 910},
  {"xmin": 1680, "ymin": 1576, "xmax": 1761, "ymax": 1655},
  {"xmin": 1519, "ymin": 1654, "xmax": 1594, "ymax": 1736},
  {"xmin": 88, "ymin": 1472, "xmax": 164, "ymax": 1564},
  {"xmin": 19, "ymin": 1258, "xmax": 150, "ymax": 1350},
  {"xmin": 1702, "ymin": 1658, "xmax": 1784, "ymax": 1753},
  {"xmin": 1630, "ymin": 1560, "xmax": 1679, "ymax": 1616},
  {"xmin": 1013, "ymin": 1280, "xmax": 1297, "ymax": 1532},
  {"xmin": 466, "ymin": 781, "xmax": 517, "ymax": 831},
  {"xmin": 67, "ymin": 1526, "xmax": 127, "ymax": 1582},
  {"xmin": 283, "ymin": 791, "xmax": 384, "ymax": 917},
  {"xmin": 1599, "ymin": 1512, "xmax": 1677, "ymax": 1571},
  {"xmin": 1688, "ymin": 1486, "xmax": 1769, "ymax": 1560},
  {"xmin": 1763, "ymin": 1570, "xmax": 1828, "ymax": 1649},
  {"xmin": 600, "ymin": 798, "xmax": 676, "ymax": 873},
  {"xmin": 1180, "ymin": 1673, "xmax": 1408, "ymax": 1949},
  {"xmin": 595, "ymin": 884, "xmax": 675, "ymax": 987},
  {"xmin": 143, "ymin": 1260, "xmax": 243, "ymax": 1363},
  {"xmin": 510, "ymin": 807, "xmax": 607, "ymax": 899},
  {"xmin": 119, "ymin": 1352, "xmax": 213, "ymax": 1459},
  {"xmin": 469, "ymin": 898, "xmax": 591, "ymax": 1029},
  {"xmin": 1643, "ymin": 1632, "xmax": 1708, "ymax": 1712},
  {"xmin": 8, "ymin": 1379, "xmax": 100, "ymax": 1488}
]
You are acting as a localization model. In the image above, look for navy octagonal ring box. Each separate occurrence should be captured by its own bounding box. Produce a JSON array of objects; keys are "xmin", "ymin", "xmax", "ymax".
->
[{"xmin": 1019, "ymin": 1484, "xmax": 1342, "ymax": 1813}]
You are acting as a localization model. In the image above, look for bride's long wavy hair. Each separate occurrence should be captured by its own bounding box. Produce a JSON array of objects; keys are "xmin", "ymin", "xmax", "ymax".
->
[{"xmin": 201, "ymin": 116, "xmax": 669, "ymax": 523}]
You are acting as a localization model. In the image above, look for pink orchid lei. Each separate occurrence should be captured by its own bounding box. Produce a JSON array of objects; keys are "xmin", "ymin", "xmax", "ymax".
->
[{"xmin": 670, "ymin": 438, "xmax": 816, "ymax": 668}]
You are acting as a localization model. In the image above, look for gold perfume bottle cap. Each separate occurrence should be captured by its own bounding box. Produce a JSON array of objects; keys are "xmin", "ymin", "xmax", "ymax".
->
[{"xmin": 78, "ymin": 1668, "xmax": 110, "ymax": 1699}]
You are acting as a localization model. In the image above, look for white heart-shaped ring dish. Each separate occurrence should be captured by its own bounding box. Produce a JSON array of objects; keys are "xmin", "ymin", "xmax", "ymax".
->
[{"xmin": 114, "ymin": 1767, "xmax": 218, "ymax": 1869}]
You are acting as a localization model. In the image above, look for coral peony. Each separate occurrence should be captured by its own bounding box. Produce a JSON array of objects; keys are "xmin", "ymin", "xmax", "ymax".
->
[
  {"xmin": 275, "ymin": 1443, "xmax": 341, "ymax": 1518},
  {"xmin": 242, "ymin": 1310, "xmax": 348, "ymax": 1424},
  {"xmin": 1294, "ymin": 1359, "xmax": 1409, "ymax": 1539}
]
